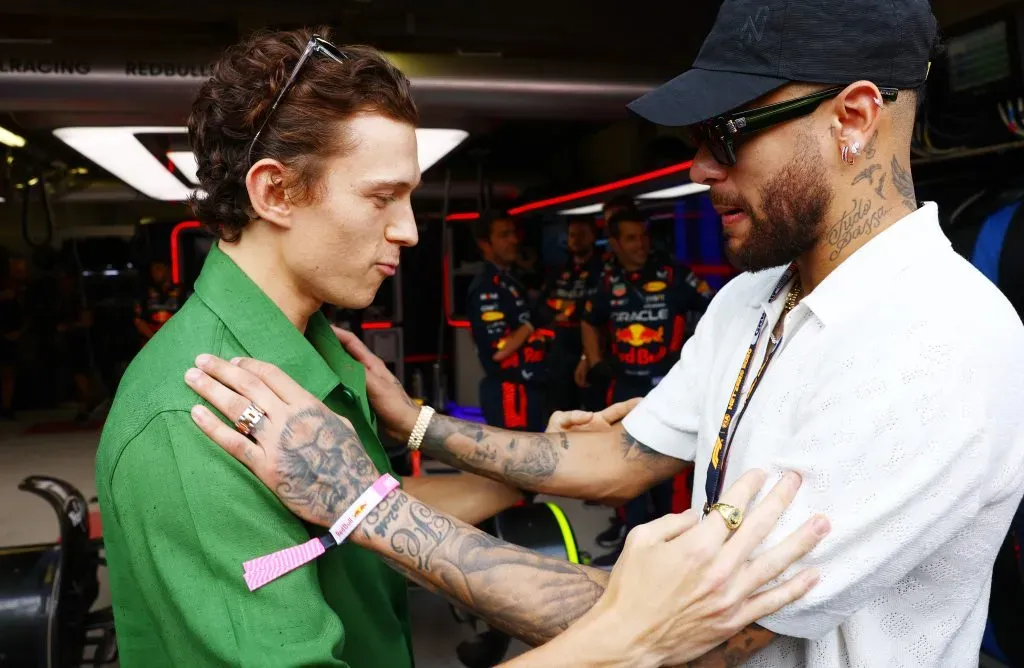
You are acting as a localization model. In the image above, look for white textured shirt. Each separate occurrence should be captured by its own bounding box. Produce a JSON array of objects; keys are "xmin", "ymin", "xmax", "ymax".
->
[{"xmin": 623, "ymin": 202, "xmax": 1024, "ymax": 667}]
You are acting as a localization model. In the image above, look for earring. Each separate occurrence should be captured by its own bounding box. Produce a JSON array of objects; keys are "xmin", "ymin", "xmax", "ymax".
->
[
  {"xmin": 841, "ymin": 142, "xmax": 859, "ymax": 165},
  {"xmin": 874, "ymin": 96, "xmax": 884, "ymax": 107}
]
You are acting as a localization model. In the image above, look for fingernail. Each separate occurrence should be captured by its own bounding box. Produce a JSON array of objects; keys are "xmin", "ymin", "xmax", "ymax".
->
[
  {"xmin": 813, "ymin": 516, "xmax": 831, "ymax": 536},
  {"xmin": 230, "ymin": 357, "xmax": 242, "ymax": 365},
  {"xmin": 185, "ymin": 368, "xmax": 202, "ymax": 383},
  {"xmin": 195, "ymin": 354, "xmax": 211, "ymax": 368},
  {"xmin": 786, "ymin": 471, "xmax": 803, "ymax": 485},
  {"xmin": 805, "ymin": 569, "xmax": 821, "ymax": 586},
  {"xmin": 190, "ymin": 405, "xmax": 205, "ymax": 422}
]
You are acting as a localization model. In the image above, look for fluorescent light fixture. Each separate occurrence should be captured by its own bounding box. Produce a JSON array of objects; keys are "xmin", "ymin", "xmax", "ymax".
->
[
  {"xmin": 558, "ymin": 203, "xmax": 604, "ymax": 215},
  {"xmin": 0, "ymin": 125, "xmax": 26, "ymax": 148},
  {"xmin": 54, "ymin": 126, "xmax": 466, "ymax": 201},
  {"xmin": 636, "ymin": 183, "xmax": 711, "ymax": 200},
  {"xmin": 416, "ymin": 128, "xmax": 469, "ymax": 172},
  {"xmin": 53, "ymin": 127, "xmax": 197, "ymax": 201},
  {"xmin": 167, "ymin": 150, "xmax": 200, "ymax": 185}
]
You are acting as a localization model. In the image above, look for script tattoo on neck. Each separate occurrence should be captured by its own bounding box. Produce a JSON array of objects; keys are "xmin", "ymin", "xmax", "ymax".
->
[
  {"xmin": 276, "ymin": 407, "xmax": 379, "ymax": 526},
  {"xmin": 359, "ymin": 490, "xmax": 607, "ymax": 646},
  {"xmin": 891, "ymin": 156, "xmax": 917, "ymax": 212},
  {"xmin": 825, "ymin": 198, "xmax": 888, "ymax": 261},
  {"xmin": 421, "ymin": 414, "xmax": 562, "ymax": 487}
]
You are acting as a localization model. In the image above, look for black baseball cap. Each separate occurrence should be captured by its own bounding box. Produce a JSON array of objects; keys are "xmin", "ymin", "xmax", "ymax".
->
[{"xmin": 628, "ymin": 0, "xmax": 938, "ymax": 127}]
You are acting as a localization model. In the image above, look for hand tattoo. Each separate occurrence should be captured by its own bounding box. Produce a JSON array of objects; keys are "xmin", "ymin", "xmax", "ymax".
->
[
  {"xmin": 276, "ymin": 407, "xmax": 379, "ymax": 525},
  {"xmin": 683, "ymin": 625, "xmax": 777, "ymax": 668}
]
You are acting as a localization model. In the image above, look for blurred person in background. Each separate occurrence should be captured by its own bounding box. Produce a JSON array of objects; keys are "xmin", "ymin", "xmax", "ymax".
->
[
  {"xmin": 468, "ymin": 211, "xmax": 554, "ymax": 431},
  {"xmin": 133, "ymin": 259, "xmax": 182, "ymax": 343},
  {"xmin": 581, "ymin": 208, "xmax": 712, "ymax": 566},
  {"xmin": 544, "ymin": 217, "xmax": 602, "ymax": 412},
  {"xmin": 54, "ymin": 267, "xmax": 97, "ymax": 421},
  {"xmin": 0, "ymin": 252, "xmax": 29, "ymax": 419}
]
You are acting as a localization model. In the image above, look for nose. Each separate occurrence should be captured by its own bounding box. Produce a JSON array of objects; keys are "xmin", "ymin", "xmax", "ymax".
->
[
  {"xmin": 386, "ymin": 202, "xmax": 419, "ymax": 248},
  {"xmin": 689, "ymin": 142, "xmax": 728, "ymax": 186}
]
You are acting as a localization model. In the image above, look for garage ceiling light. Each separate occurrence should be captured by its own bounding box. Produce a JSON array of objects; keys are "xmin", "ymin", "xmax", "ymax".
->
[
  {"xmin": 167, "ymin": 150, "xmax": 200, "ymax": 186},
  {"xmin": 0, "ymin": 125, "xmax": 27, "ymax": 148},
  {"xmin": 557, "ymin": 203, "xmax": 604, "ymax": 215},
  {"xmin": 53, "ymin": 127, "xmax": 197, "ymax": 201},
  {"xmin": 636, "ymin": 183, "xmax": 710, "ymax": 199},
  {"xmin": 53, "ymin": 126, "xmax": 468, "ymax": 201}
]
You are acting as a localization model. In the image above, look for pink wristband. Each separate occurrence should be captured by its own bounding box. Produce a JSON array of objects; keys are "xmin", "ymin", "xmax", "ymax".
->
[{"xmin": 242, "ymin": 473, "xmax": 400, "ymax": 592}]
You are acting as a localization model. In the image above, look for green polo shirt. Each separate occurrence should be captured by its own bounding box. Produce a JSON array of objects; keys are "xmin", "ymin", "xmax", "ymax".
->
[{"xmin": 96, "ymin": 244, "xmax": 413, "ymax": 668}]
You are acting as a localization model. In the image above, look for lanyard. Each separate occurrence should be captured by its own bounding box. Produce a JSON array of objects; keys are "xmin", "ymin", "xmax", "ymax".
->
[{"xmin": 703, "ymin": 264, "xmax": 797, "ymax": 516}]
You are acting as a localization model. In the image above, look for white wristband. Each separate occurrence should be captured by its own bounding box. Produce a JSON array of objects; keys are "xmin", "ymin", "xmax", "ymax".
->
[{"xmin": 407, "ymin": 405, "xmax": 435, "ymax": 452}]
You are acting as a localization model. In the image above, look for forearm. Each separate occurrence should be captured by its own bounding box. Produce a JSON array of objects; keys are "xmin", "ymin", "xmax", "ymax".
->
[
  {"xmin": 581, "ymin": 322, "xmax": 604, "ymax": 365},
  {"xmin": 353, "ymin": 488, "xmax": 609, "ymax": 646},
  {"xmin": 419, "ymin": 415, "xmax": 682, "ymax": 503},
  {"xmin": 493, "ymin": 323, "xmax": 534, "ymax": 361},
  {"xmin": 401, "ymin": 473, "xmax": 523, "ymax": 526},
  {"xmin": 497, "ymin": 606, "xmax": 642, "ymax": 668}
]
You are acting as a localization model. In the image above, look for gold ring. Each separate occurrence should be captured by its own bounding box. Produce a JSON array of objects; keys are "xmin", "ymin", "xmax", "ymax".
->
[
  {"xmin": 235, "ymin": 403, "xmax": 267, "ymax": 436},
  {"xmin": 709, "ymin": 502, "xmax": 743, "ymax": 531}
]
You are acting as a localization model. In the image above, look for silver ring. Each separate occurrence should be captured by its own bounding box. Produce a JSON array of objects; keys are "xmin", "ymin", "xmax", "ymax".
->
[{"xmin": 235, "ymin": 403, "xmax": 267, "ymax": 436}]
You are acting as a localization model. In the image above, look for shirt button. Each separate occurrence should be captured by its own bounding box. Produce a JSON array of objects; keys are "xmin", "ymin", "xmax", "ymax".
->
[{"xmin": 340, "ymin": 388, "xmax": 357, "ymax": 404}]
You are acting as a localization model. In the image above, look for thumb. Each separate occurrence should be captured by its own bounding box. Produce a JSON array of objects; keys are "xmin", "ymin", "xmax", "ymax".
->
[
  {"xmin": 598, "ymin": 397, "xmax": 642, "ymax": 425},
  {"xmin": 332, "ymin": 326, "xmax": 379, "ymax": 368},
  {"xmin": 640, "ymin": 510, "xmax": 699, "ymax": 543},
  {"xmin": 547, "ymin": 410, "xmax": 594, "ymax": 432}
]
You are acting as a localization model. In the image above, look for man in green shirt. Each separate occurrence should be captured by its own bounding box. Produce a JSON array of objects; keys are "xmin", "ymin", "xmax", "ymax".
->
[{"xmin": 95, "ymin": 27, "xmax": 526, "ymax": 667}]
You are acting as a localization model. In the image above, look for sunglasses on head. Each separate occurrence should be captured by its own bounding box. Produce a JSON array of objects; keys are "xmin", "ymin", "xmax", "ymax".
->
[
  {"xmin": 247, "ymin": 35, "xmax": 350, "ymax": 166},
  {"xmin": 692, "ymin": 85, "xmax": 900, "ymax": 167}
]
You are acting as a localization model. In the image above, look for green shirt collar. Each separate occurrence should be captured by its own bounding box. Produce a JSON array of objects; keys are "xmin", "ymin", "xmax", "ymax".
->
[{"xmin": 193, "ymin": 243, "xmax": 362, "ymax": 402}]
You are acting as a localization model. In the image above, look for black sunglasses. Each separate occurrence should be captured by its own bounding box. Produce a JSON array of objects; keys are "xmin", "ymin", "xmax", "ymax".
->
[
  {"xmin": 694, "ymin": 85, "xmax": 900, "ymax": 166},
  {"xmin": 247, "ymin": 35, "xmax": 350, "ymax": 166}
]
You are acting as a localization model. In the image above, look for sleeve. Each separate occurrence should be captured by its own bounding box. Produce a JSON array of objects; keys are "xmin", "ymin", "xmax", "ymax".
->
[
  {"xmin": 468, "ymin": 283, "xmax": 514, "ymax": 360},
  {"xmin": 619, "ymin": 303, "xmax": 716, "ymax": 462},
  {"xmin": 673, "ymin": 267, "xmax": 714, "ymax": 314},
  {"xmin": 581, "ymin": 283, "xmax": 611, "ymax": 327},
  {"xmin": 106, "ymin": 411, "xmax": 348, "ymax": 667},
  {"xmin": 755, "ymin": 345, "xmax": 995, "ymax": 640}
]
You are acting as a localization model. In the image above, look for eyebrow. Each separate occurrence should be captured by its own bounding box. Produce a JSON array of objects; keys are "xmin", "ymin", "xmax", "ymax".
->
[{"xmin": 360, "ymin": 178, "xmax": 422, "ymax": 192}]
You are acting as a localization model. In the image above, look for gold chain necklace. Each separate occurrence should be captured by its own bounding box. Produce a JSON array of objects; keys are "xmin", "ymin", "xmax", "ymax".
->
[{"xmin": 782, "ymin": 278, "xmax": 803, "ymax": 313}]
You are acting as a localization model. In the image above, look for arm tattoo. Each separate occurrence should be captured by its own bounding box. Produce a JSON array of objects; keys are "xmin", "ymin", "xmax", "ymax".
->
[
  {"xmin": 620, "ymin": 430, "xmax": 670, "ymax": 474},
  {"xmin": 360, "ymin": 492, "xmax": 607, "ymax": 646},
  {"xmin": 276, "ymin": 407, "xmax": 379, "ymax": 526},
  {"xmin": 683, "ymin": 625, "xmax": 778, "ymax": 668},
  {"xmin": 421, "ymin": 415, "xmax": 562, "ymax": 488}
]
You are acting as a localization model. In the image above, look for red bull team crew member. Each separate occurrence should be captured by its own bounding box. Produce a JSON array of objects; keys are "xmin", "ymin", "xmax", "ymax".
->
[
  {"xmin": 581, "ymin": 208, "xmax": 713, "ymax": 565},
  {"xmin": 543, "ymin": 217, "xmax": 604, "ymax": 412},
  {"xmin": 468, "ymin": 212, "xmax": 554, "ymax": 431}
]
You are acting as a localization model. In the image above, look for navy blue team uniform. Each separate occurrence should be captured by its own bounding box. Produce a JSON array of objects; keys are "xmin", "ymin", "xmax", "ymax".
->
[
  {"xmin": 468, "ymin": 262, "xmax": 553, "ymax": 431},
  {"xmin": 542, "ymin": 254, "xmax": 604, "ymax": 411},
  {"xmin": 583, "ymin": 258, "xmax": 713, "ymax": 531}
]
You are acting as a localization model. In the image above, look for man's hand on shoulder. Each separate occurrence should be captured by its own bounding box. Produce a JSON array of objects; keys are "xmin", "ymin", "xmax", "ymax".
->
[
  {"xmin": 332, "ymin": 326, "xmax": 420, "ymax": 442},
  {"xmin": 545, "ymin": 398, "xmax": 641, "ymax": 434}
]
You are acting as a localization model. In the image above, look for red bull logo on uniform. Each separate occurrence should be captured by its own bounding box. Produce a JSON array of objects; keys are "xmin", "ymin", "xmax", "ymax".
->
[{"xmin": 615, "ymin": 324, "xmax": 665, "ymax": 347}]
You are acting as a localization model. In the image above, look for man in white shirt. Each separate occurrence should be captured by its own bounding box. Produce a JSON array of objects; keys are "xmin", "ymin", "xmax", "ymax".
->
[{"xmin": 196, "ymin": 0, "xmax": 1024, "ymax": 665}]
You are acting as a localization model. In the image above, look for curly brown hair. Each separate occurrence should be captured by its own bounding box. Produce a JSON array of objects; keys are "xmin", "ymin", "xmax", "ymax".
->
[{"xmin": 187, "ymin": 27, "xmax": 419, "ymax": 241}]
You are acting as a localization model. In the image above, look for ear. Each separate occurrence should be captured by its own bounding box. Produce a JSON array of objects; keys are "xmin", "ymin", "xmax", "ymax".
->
[
  {"xmin": 828, "ymin": 81, "xmax": 885, "ymax": 164},
  {"xmin": 245, "ymin": 159, "xmax": 294, "ymax": 230}
]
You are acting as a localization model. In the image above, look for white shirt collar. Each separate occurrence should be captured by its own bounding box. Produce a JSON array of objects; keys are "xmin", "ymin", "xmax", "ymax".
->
[{"xmin": 776, "ymin": 202, "xmax": 947, "ymax": 327}]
